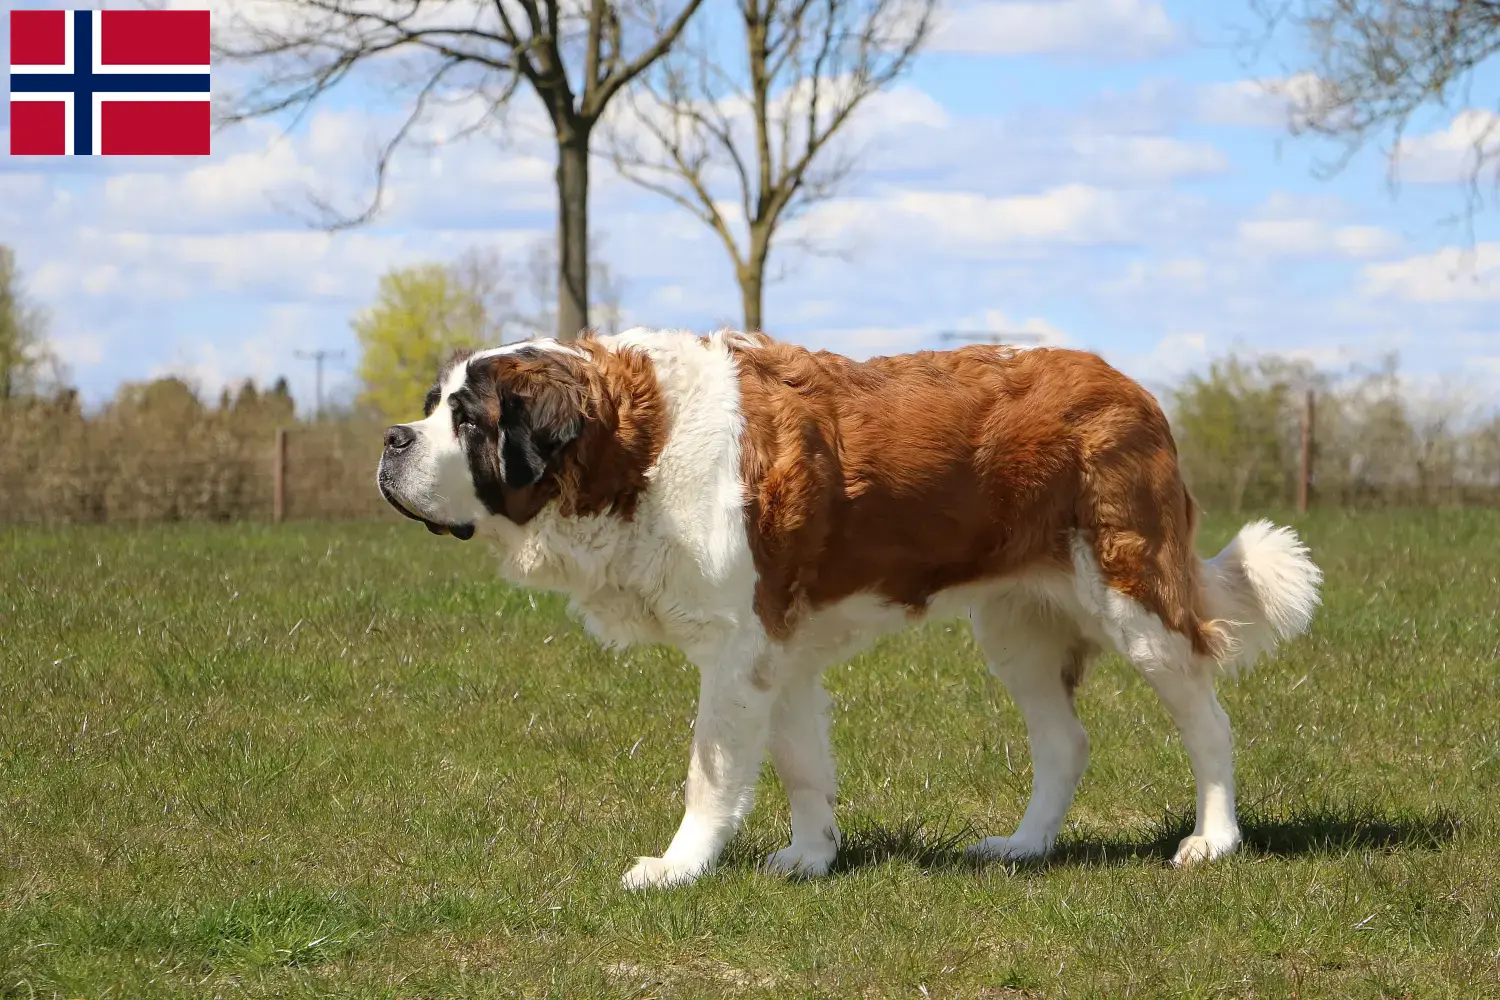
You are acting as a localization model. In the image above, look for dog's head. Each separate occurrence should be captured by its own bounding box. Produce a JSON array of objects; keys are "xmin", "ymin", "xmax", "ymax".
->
[{"xmin": 376, "ymin": 340, "xmax": 662, "ymax": 537}]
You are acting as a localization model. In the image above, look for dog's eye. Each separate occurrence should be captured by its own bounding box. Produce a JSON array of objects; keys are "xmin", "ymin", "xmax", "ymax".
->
[{"xmin": 449, "ymin": 397, "xmax": 475, "ymax": 432}]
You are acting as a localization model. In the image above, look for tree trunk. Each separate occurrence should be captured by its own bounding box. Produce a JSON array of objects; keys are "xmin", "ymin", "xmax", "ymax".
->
[
  {"xmin": 555, "ymin": 129, "xmax": 591, "ymax": 340},
  {"xmin": 737, "ymin": 229, "xmax": 770, "ymax": 333},
  {"xmin": 738, "ymin": 264, "xmax": 764, "ymax": 334}
]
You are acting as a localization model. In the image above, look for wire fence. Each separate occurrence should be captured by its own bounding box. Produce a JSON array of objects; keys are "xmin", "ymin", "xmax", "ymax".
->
[
  {"xmin": 1168, "ymin": 358, "xmax": 1500, "ymax": 513},
  {"xmin": 0, "ymin": 389, "xmax": 389, "ymax": 525}
]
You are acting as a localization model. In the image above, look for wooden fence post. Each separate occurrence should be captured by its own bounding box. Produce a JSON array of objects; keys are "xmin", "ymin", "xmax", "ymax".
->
[
  {"xmin": 1297, "ymin": 389, "xmax": 1314, "ymax": 514},
  {"xmin": 273, "ymin": 428, "xmax": 287, "ymax": 523}
]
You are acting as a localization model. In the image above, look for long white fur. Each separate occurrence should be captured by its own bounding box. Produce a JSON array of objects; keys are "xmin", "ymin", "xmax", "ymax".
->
[
  {"xmin": 1199, "ymin": 520, "xmax": 1325, "ymax": 676},
  {"xmin": 380, "ymin": 328, "xmax": 1324, "ymax": 887}
]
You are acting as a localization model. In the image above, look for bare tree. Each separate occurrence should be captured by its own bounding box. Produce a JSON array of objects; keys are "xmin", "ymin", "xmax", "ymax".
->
[
  {"xmin": 1252, "ymin": 1, "xmax": 1500, "ymax": 208},
  {"xmin": 606, "ymin": 0, "xmax": 933, "ymax": 332},
  {"xmin": 216, "ymin": 0, "xmax": 705, "ymax": 340}
]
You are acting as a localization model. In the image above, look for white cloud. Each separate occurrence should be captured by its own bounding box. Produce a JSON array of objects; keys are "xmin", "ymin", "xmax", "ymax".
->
[
  {"xmin": 24, "ymin": 222, "xmax": 545, "ymax": 309},
  {"xmin": 1238, "ymin": 218, "xmax": 1400, "ymax": 258},
  {"xmin": 1105, "ymin": 256, "xmax": 1210, "ymax": 294},
  {"xmin": 30, "ymin": 232, "xmax": 194, "ymax": 302},
  {"xmin": 1196, "ymin": 73, "xmax": 1324, "ymax": 129},
  {"xmin": 10, "ymin": 103, "xmax": 568, "ymax": 310},
  {"xmin": 150, "ymin": 343, "xmax": 266, "ymax": 400},
  {"xmin": 0, "ymin": 174, "xmax": 53, "ymax": 229},
  {"xmin": 102, "ymin": 126, "xmax": 319, "ymax": 230},
  {"xmin": 932, "ymin": 0, "xmax": 1179, "ymax": 59},
  {"xmin": 796, "ymin": 310, "xmax": 1066, "ymax": 360},
  {"xmin": 93, "ymin": 103, "xmax": 557, "ymax": 235},
  {"xmin": 48, "ymin": 332, "xmax": 107, "ymax": 370},
  {"xmin": 901, "ymin": 185, "xmax": 1130, "ymax": 243},
  {"xmin": 146, "ymin": 301, "xmax": 338, "ymax": 406},
  {"xmin": 1157, "ymin": 257, "xmax": 1209, "ymax": 283},
  {"xmin": 801, "ymin": 184, "xmax": 1133, "ymax": 256},
  {"xmin": 1363, "ymin": 244, "xmax": 1500, "ymax": 302},
  {"xmin": 1064, "ymin": 134, "xmax": 1228, "ymax": 181},
  {"xmin": 134, "ymin": 231, "xmax": 401, "ymax": 298},
  {"xmin": 864, "ymin": 87, "xmax": 952, "ymax": 130},
  {"xmin": 1332, "ymin": 225, "xmax": 1402, "ymax": 258},
  {"xmin": 1395, "ymin": 109, "xmax": 1500, "ymax": 183},
  {"xmin": 950, "ymin": 308, "xmax": 1070, "ymax": 346},
  {"xmin": 801, "ymin": 109, "xmax": 1228, "ymax": 190},
  {"xmin": 1126, "ymin": 331, "xmax": 1212, "ymax": 384},
  {"xmin": 808, "ymin": 325, "xmax": 937, "ymax": 359}
]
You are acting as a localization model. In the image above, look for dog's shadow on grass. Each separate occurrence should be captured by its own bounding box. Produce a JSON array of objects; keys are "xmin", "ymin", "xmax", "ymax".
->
[
  {"xmin": 725, "ymin": 805, "xmax": 1462, "ymax": 876},
  {"xmin": 1042, "ymin": 804, "xmax": 1462, "ymax": 869}
]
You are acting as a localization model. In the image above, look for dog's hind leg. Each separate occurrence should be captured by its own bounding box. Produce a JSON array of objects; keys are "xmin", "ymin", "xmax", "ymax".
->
[
  {"xmin": 1139, "ymin": 662, "xmax": 1240, "ymax": 865},
  {"xmin": 966, "ymin": 595, "xmax": 1095, "ymax": 861},
  {"xmin": 1071, "ymin": 533, "xmax": 1242, "ymax": 866}
]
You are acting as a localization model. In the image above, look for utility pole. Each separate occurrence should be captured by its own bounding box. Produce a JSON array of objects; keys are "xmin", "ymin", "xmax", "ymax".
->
[{"xmin": 294, "ymin": 349, "xmax": 345, "ymax": 420}]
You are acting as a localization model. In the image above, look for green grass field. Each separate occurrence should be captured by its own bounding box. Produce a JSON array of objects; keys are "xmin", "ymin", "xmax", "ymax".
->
[{"xmin": 2, "ymin": 511, "xmax": 1498, "ymax": 998}]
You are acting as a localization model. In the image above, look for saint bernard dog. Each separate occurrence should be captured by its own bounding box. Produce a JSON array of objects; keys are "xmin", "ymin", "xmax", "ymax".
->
[{"xmin": 376, "ymin": 328, "xmax": 1322, "ymax": 890}]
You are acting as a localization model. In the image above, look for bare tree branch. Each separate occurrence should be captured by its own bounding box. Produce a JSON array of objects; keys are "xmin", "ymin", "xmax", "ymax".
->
[
  {"xmin": 1251, "ymin": 0, "xmax": 1500, "ymax": 222},
  {"xmin": 604, "ymin": 0, "xmax": 934, "ymax": 330},
  {"xmin": 217, "ymin": 0, "xmax": 706, "ymax": 337},
  {"xmin": 589, "ymin": 0, "xmax": 711, "ymax": 111},
  {"xmin": 306, "ymin": 56, "xmax": 462, "ymax": 229},
  {"xmin": 586, "ymin": 0, "xmax": 608, "ymax": 91}
]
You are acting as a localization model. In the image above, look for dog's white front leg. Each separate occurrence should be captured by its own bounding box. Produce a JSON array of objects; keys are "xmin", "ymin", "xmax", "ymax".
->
[{"xmin": 622, "ymin": 651, "xmax": 775, "ymax": 890}]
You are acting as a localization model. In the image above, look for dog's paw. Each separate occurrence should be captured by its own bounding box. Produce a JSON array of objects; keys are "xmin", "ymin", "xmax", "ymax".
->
[
  {"xmin": 763, "ymin": 844, "xmax": 836, "ymax": 878},
  {"xmin": 964, "ymin": 835, "xmax": 1048, "ymax": 862},
  {"xmin": 620, "ymin": 856, "xmax": 708, "ymax": 891},
  {"xmin": 1170, "ymin": 831, "xmax": 1241, "ymax": 867}
]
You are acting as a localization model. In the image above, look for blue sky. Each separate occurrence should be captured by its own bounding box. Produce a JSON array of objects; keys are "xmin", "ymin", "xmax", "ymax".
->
[{"xmin": 3, "ymin": 0, "xmax": 1498, "ymax": 413}]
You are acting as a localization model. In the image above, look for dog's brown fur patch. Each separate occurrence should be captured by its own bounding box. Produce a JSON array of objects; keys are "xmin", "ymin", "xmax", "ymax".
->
[{"xmin": 728, "ymin": 339, "xmax": 1218, "ymax": 655}]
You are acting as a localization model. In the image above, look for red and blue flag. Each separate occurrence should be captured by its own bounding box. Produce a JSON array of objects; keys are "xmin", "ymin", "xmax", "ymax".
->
[{"xmin": 9, "ymin": 9, "xmax": 211, "ymax": 156}]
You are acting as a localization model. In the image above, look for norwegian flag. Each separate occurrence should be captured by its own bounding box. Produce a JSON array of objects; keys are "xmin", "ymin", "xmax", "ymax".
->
[{"xmin": 9, "ymin": 9, "xmax": 210, "ymax": 156}]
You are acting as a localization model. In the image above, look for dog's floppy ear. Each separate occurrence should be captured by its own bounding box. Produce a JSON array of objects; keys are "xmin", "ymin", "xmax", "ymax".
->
[{"xmin": 498, "ymin": 350, "xmax": 589, "ymax": 488}]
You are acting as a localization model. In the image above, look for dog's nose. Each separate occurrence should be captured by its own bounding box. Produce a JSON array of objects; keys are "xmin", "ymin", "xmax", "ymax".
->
[{"xmin": 384, "ymin": 425, "xmax": 416, "ymax": 452}]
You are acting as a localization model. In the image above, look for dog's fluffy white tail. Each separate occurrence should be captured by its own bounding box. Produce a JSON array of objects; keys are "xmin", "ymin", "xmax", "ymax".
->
[{"xmin": 1200, "ymin": 520, "xmax": 1323, "ymax": 675}]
